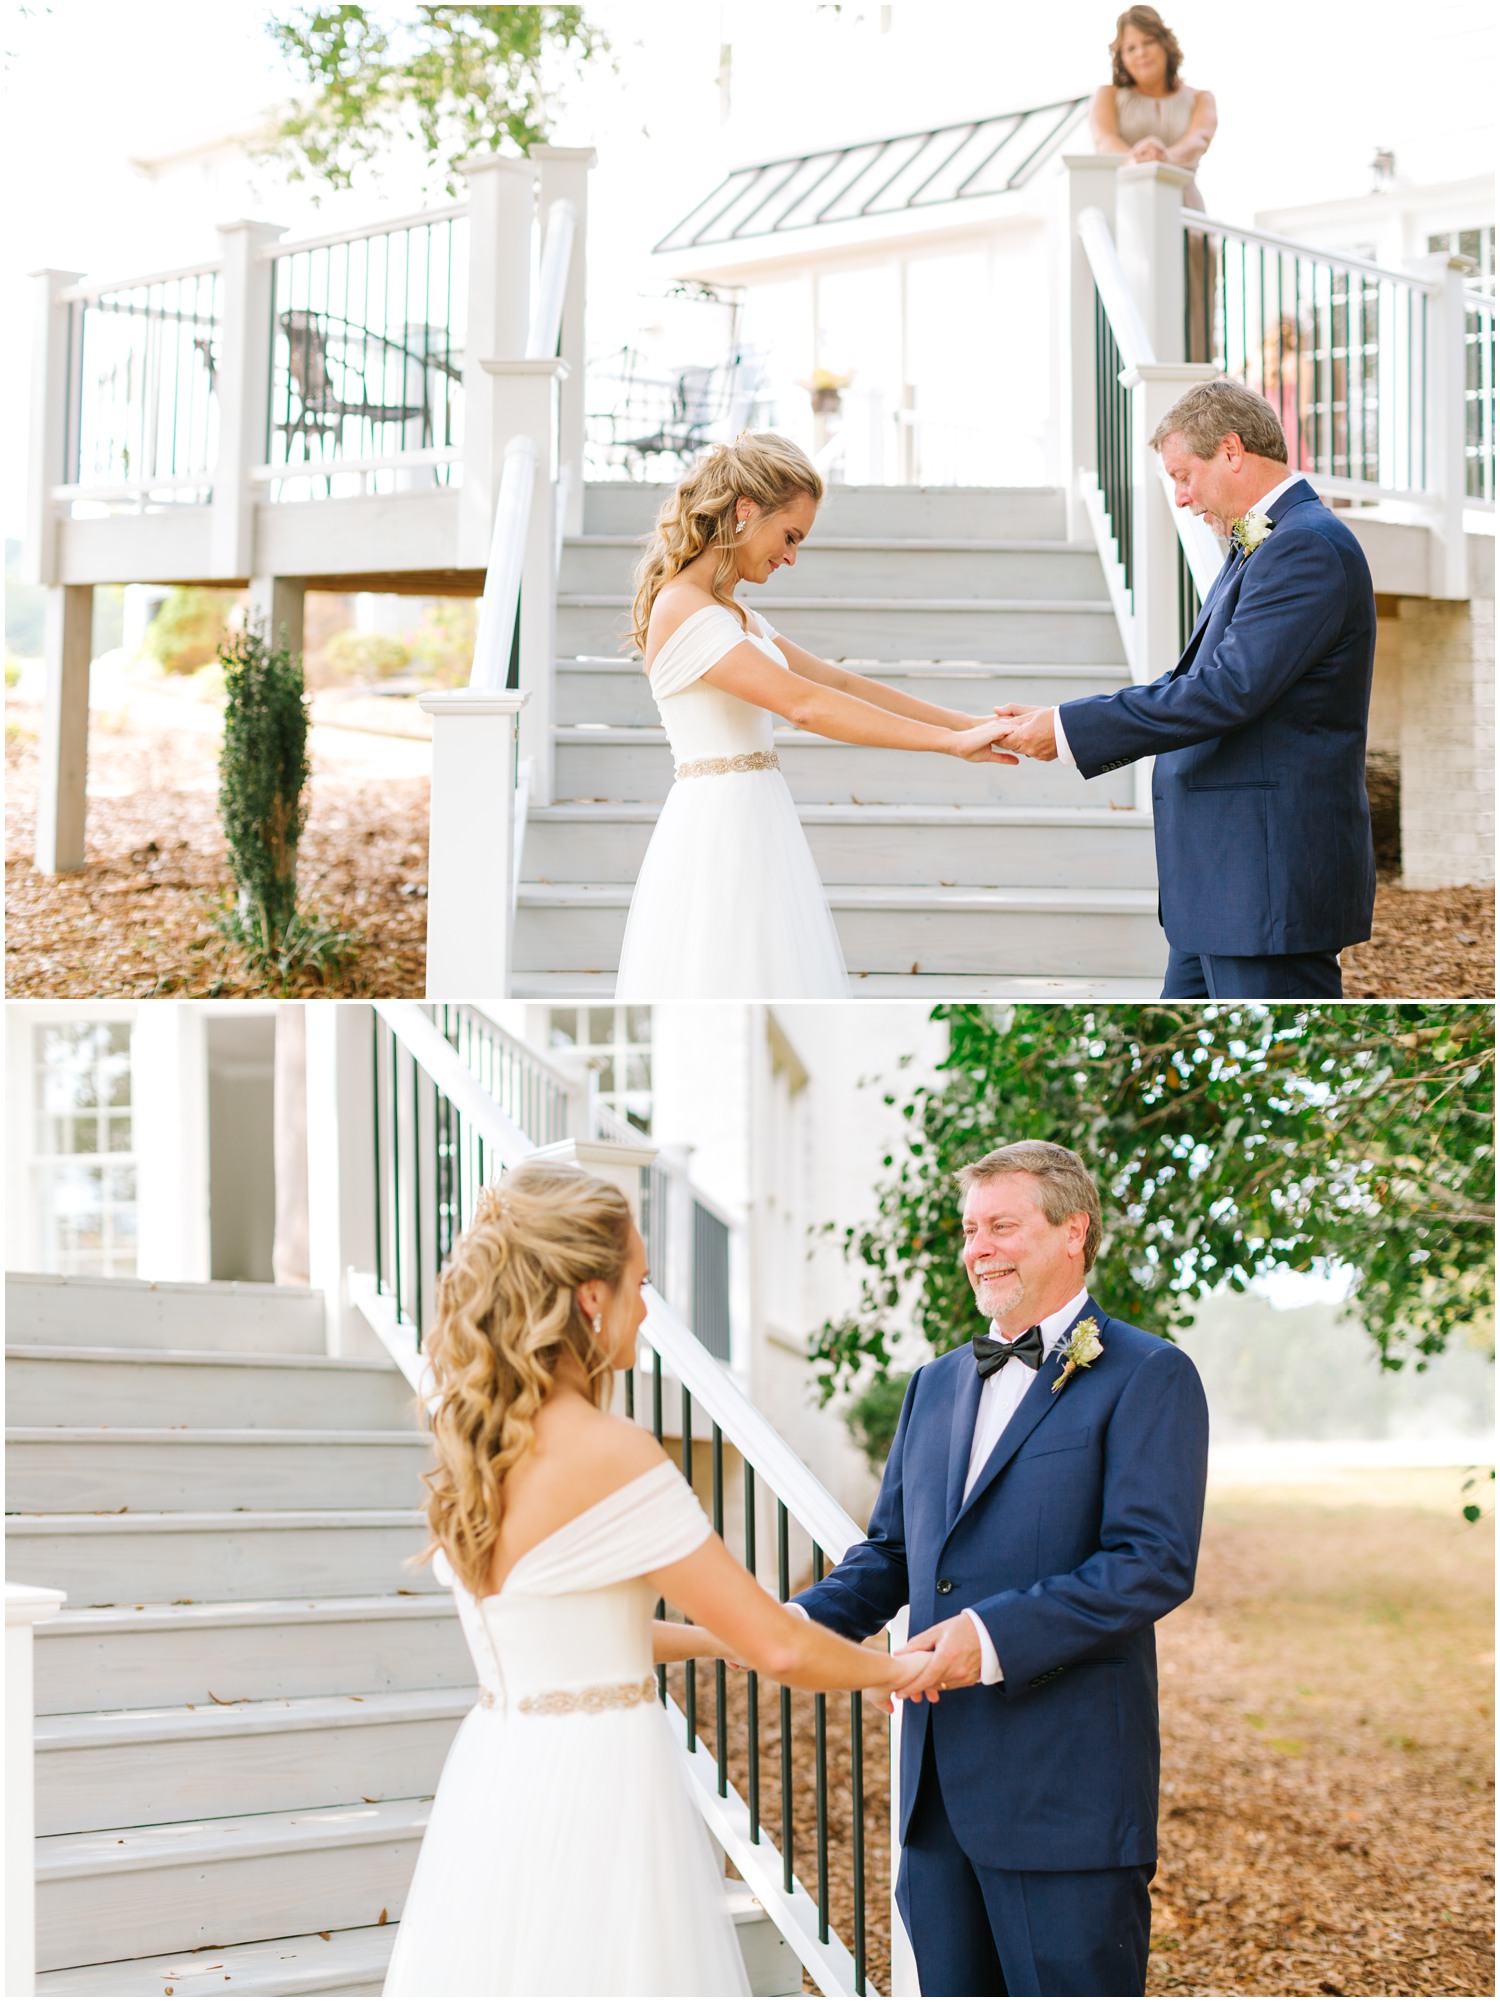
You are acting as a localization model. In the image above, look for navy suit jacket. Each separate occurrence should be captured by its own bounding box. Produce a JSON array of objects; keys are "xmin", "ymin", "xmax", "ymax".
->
[
  {"xmin": 795, "ymin": 1303, "xmax": 1208, "ymax": 1871},
  {"xmin": 1059, "ymin": 480, "xmax": 1377, "ymax": 956}
]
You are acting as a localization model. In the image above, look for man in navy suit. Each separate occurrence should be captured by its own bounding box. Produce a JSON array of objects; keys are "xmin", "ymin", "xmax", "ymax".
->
[
  {"xmin": 994, "ymin": 378, "xmax": 1377, "ymax": 1000},
  {"xmin": 794, "ymin": 1142, "xmax": 1208, "ymax": 1996}
]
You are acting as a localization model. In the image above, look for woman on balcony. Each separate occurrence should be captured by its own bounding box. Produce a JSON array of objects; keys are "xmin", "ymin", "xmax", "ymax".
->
[
  {"xmin": 1091, "ymin": 6, "xmax": 1219, "ymax": 359},
  {"xmin": 383, "ymin": 1159, "xmax": 927, "ymax": 1997},
  {"xmin": 615, "ymin": 433, "xmax": 1015, "ymax": 999}
]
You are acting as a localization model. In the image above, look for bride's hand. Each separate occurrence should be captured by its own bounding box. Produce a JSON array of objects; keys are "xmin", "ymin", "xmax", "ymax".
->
[
  {"xmin": 864, "ymin": 1646, "xmax": 937, "ymax": 1713},
  {"xmin": 949, "ymin": 716, "xmax": 1020, "ymax": 764}
]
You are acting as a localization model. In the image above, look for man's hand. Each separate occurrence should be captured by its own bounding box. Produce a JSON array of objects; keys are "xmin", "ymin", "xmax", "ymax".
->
[
  {"xmin": 992, "ymin": 704, "xmax": 1059, "ymax": 762},
  {"xmin": 889, "ymin": 1613, "xmax": 985, "ymax": 1703}
]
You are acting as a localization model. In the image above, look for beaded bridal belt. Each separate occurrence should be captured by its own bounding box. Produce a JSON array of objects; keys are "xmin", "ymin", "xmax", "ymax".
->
[
  {"xmin": 480, "ymin": 1673, "xmax": 659, "ymax": 1716},
  {"xmin": 674, "ymin": 750, "xmax": 780, "ymax": 779}
]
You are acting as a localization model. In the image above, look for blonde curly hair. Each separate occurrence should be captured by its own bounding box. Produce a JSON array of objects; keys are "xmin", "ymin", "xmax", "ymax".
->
[
  {"xmin": 628, "ymin": 432, "xmax": 824, "ymax": 655},
  {"xmin": 419, "ymin": 1158, "xmax": 634, "ymax": 1597}
]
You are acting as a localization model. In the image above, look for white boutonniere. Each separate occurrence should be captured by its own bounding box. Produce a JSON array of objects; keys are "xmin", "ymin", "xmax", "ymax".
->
[
  {"xmin": 1052, "ymin": 1318, "xmax": 1103, "ymax": 1395},
  {"xmin": 1231, "ymin": 510, "xmax": 1273, "ymax": 556}
]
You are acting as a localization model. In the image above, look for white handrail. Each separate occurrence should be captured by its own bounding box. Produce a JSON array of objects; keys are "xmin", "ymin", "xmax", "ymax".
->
[
  {"xmin": 250, "ymin": 446, "xmax": 461, "ymax": 483},
  {"xmin": 371, "ymin": 1000, "xmax": 534, "ymax": 1163},
  {"xmin": 470, "ymin": 435, "xmax": 538, "ymax": 690},
  {"xmin": 1077, "ymin": 206, "xmax": 1154, "ymax": 369},
  {"xmin": 56, "ymin": 259, "xmax": 222, "ymax": 304},
  {"xmin": 1159, "ymin": 463, "xmax": 1225, "ymax": 599},
  {"xmin": 527, "ymin": 198, "xmax": 577, "ymax": 360},
  {"xmin": 1184, "ymin": 211, "xmax": 1439, "ymax": 291},
  {"xmin": 259, "ymin": 200, "xmax": 467, "ymax": 263}
]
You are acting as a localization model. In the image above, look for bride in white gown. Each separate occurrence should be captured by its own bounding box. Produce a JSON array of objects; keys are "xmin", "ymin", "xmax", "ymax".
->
[
  {"xmin": 383, "ymin": 1159, "xmax": 928, "ymax": 1997},
  {"xmin": 615, "ymin": 433, "xmax": 1017, "ymax": 999}
]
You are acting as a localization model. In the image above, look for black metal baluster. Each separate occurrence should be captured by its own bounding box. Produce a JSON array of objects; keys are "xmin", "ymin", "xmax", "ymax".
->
[
  {"xmin": 712, "ymin": 1424, "xmax": 727, "ymax": 1798},
  {"xmin": 412, "ymin": 1051, "xmax": 424, "ymax": 1344},
  {"xmin": 851, "ymin": 1690, "xmax": 867, "ymax": 1993},
  {"xmin": 777, "ymin": 1500, "xmax": 794, "ymax": 1894},
  {"xmin": 371, "ymin": 1010, "xmax": 383, "ymax": 1294},
  {"xmin": 810, "ymin": 1544, "xmax": 830, "ymax": 1943},
  {"xmin": 744, "ymin": 1461, "xmax": 760, "ymax": 1844},
  {"xmin": 390, "ymin": 1028, "xmax": 403, "ymax": 1322},
  {"xmin": 682, "ymin": 1385, "xmax": 696, "ymax": 1749}
]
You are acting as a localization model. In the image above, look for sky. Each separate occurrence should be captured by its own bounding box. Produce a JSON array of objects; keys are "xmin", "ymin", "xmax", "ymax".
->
[{"xmin": 3, "ymin": 0, "xmax": 1494, "ymax": 539}]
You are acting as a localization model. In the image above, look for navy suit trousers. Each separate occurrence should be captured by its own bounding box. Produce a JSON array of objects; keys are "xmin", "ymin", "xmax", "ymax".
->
[
  {"xmin": 1161, "ymin": 944, "xmax": 1343, "ymax": 999},
  {"xmin": 897, "ymin": 1736, "xmax": 1153, "ymax": 1996}
]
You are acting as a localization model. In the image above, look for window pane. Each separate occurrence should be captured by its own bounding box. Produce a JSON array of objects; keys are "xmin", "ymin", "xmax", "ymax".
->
[
  {"xmin": 72, "ymin": 1115, "xmax": 99, "ymax": 1154},
  {"xmin": 588, "ymin": 1007, "xmax": 616, "ymax": 1047},
  {"xmin": 625, "ymin": 1008, "xmax": 653, "ymax": 1045},
  {"xmin": 105, "ymin": 1058, "xmax": 132, "ymax": 1108},
  {"xmin": 626, "ymin": 1055, "xmax": 651, "ymax": 1092},
  {"xmin": 548, "ymin": 1011, "xmax": 578, "ymax": 1050},
  {"xmin": 108, "ymin": 1114, "xmax": 132, "ymax": 1153},
  {"xmin": 109, "ymin": 1165, "xmax": 138, "ymax": 1203}
]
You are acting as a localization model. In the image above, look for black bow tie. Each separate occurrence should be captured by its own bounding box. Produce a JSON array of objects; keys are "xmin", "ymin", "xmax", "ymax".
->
[{"xmin": 973, "ymin": 1325, "xmax": 1046, "ymax": 1380}]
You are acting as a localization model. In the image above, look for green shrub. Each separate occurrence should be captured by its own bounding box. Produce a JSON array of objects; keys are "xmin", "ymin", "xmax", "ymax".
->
[
  {"xmin": 845, "ymin": 1370, "xmax": 912, "ymax": 1472},
  {"xmin": 320, "ymin": 628, "xmax": 412, "ymax": 683},
  {"xmin": 145, "ymin": 587, "xmax": 239, "ymax": 674},
  {"xmin": 215, "ymin": 622, "xmax": 357, "ymax": 985}
]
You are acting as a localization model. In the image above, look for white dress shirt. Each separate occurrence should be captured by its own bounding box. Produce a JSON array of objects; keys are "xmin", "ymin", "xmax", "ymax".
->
[
  {"xmin": 1052, "ymin": 469, "xmax": 1308, "ymax": 766},
  {"xmin": 960, "ymin": 1288, "xmax": 1090, "ymax": 1682}
]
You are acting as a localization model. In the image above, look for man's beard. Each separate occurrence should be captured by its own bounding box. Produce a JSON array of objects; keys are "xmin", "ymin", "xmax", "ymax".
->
[{"xmin": 973, "ymin": 1270, "xmax": 1025, "ymax": 1322}]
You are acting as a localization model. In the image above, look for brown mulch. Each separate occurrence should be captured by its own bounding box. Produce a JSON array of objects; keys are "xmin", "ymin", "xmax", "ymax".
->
[
  {"xmin": 671, "ymin": 1483, "xmax": 1492, "ymax": 1997},
  {"xmin": 6, "ymin": 708, "xmax": 429, "ymax": 997},
  {"xmin": 1342, "ymin": 876, "xmax": 1494, "ymax": 999}
]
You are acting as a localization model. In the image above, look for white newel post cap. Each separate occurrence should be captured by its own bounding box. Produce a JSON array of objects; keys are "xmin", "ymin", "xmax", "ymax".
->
[
  {"xmin": 6, "ymin": 1581, "xmax": 66, "ymax": 1626},
  {"xmin": 531, "ymin": 1137, "xmax": 660, "ymax": 1224},
  {"xmin": 1115, "ymin": 159, "xmax": 1197, "ymax": 193},
  {"xmin": 418, "ymin": 689, "xmax": 529, "ymax": 721},
  {"xmin": 456, "ymin": 151, "xmax": 537, "ymax": 186}
]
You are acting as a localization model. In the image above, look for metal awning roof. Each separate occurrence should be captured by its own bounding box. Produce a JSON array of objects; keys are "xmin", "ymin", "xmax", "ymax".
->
[{"xmin": 654, "ymin": 97, "xmax": 1089, "ymax": 254}]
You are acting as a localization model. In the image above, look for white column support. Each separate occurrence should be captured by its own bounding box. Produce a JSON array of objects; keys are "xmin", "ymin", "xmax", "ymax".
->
[
  {"xmin": 247, "ymin": 573, "xmax": 307, "ymax": 657},
  {"xmin": 36, "ymin": 583, "xmax": 93, "ymax": 873},
  {"xmin": 1061, "ymin": 157, "xmax": 1121, "ymax": 539},
  {"xmin": 481, "ymin": 358, "xmax": 567, "ymax": 802},
  {"xmin": 1114, "ymin": 161, "xmax": 1194, "ymax": 365},
  {"xmin": 24, "ymin": 268, "xmax": 82, "ymax": 586},
  {"xmin": 458, "ymin": 154, "xmax": 537, "ymax": 566},
  {"xmin": 419, "ymin": 688, "xmax": 528, "ymax": 996},
  {"xmin": 305, "ymin": 1002, "xmax": 380, "ymax": 1354},
  {"xmin": 212, "ymin": 220, "xmax": 284, "ymax": 581},
  {"xmin": 1411, "ymin": 250, "xmax": 1478, "ymax": 600},
  {"xmin": 532, "ymin": 145, "xmax": 597, "ymax": 538},
  {"xmin": 6, "ymin": 1580, "xmax": 66, "ymax": 1999},
  {"xmin": 531, "ymin": 1134, "xmax": 660, "ymax": 1226},
  {"xmin": 1124, "ymin": 360, "xmax": 1220, "ymax": 809}
]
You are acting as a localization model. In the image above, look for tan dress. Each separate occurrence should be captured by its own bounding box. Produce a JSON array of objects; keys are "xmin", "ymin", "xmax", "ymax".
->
[{"xmin": 1114, "ymin": 85, "xmax": 1206, "ymax": 209}]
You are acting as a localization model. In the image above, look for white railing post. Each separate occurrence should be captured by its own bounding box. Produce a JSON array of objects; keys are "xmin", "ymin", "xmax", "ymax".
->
[
  {"xmin": 7, "ymin": 1580, "xmax": 66, "ymax": 1999},
  {"xmin": 23, "ymin": 268, "xmax": 81, "ymax": 586},
  {"xmin": 531, "ymin": 1133, "xmax": 660, "ymax": 1227},
  {"xmin": 458, "ymin": 153, "xmax": 537, "ymax": 567},
  {"xmin": 419, "ymin": 687, "xmax": 529, "ymax": 996},
  {"xmin": 1412, "ymin": 250, "xmax": 1478, "ymax": 599},
  {"xmin": 305, "ymin": 1001, "xmax": 380, "ymax": 1355},
  {"xmin": 482, "ymin": 357, "xmax": 567, "ymax": 803},
  {"xmin": 532, "ymin": 145, "xmax": 596, "ymax": 539},
  {"xmin": 1061, "ymin": 157, "xmax": 1121, "ymax": 539},
  {"xmin": 1114, "ymin": 161, "xmax": 1194, "ymax": 365},
  {"xmin": 212, "ymin": 220, "xmax": 284, "ymax": 580},
  {"xmin": 35, "ymin": 583, "xmax": 93, "ymax": 874}
]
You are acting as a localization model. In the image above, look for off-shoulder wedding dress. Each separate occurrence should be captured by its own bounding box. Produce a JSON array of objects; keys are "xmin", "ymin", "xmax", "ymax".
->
[
  {"xmin": 614, "ymin": 603, "xmax": 849, "ymax": 998},
  {"xmin": 383, "ymin": 1462, "xmax": 749, "ymax": 1996}
]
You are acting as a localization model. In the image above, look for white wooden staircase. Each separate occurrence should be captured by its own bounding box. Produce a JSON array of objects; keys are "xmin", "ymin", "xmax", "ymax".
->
[
  {"xmin": 7, "ymin": 1272, "xmax": 796, "ymax": 1996},
  {"xmin": 515, "ymin": 481, "xmax": 1163, "ymax": 997}
]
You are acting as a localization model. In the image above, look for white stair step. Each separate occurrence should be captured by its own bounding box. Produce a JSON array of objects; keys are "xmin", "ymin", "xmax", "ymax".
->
[
  {"xmin": 5, "ymin": 1510, "xmax": 442, "ymax": 1605},
  {"xmin": 34, "ymin": 1596, "xmax": 471, "ymax": 1716},
  {"xmin": 6, "ymin": 1429, "xmax": 433, "ymax": 1513},
  {"xmin": 551, "ymin": 725, "xmax": 1137, "ymax": 808},
  {"xmin": 37, "ymin": 1891, "xmax": 798, "ymax": 1996},
  {"xmin": 5, "ymin": 1347, "xmax": 414, "ymax": 1431},
  {"xmin": 36, "ymin": 1687, "xmax": 471, "ymax": 1836},
  {"xmin": 5, "ymin": 1275, "xmax": 326, "ymax": 1354},
  {"xmin": 513, "ymin": 968, "xmax": 1166, "ymax": 998},
  {"xmin": 524, "ymin": 802, "xmax": 1156, "ymax": 889},
  {"xmin": 561, "ymin": 534, "xmax": 1104, "ymax": 599},
  {"xmin": 555, "ymin": 656, "xmax": 1130, "ymax": 728},
  {"xmin": 582, "ymin": 480, "xmax": 1070, "ymax": 539},
  {"xmin": 557, "ymin": 593, "xmax": 1124, "ymax": 663},
  {"xmin": 35, "ymin": 1796, "xmax": 430, "ymax": 1971},
  {"xmin": 515, "ymin": 882, "xmax": 1163, "ymax": 979},
  {"xmin": 36, "ymin": 1922, "xmax": 400, "ymax": 1997}
]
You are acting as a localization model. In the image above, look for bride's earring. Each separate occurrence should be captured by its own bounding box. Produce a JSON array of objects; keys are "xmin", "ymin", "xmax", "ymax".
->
[
  {"xmin": 591, "ymin": 1311, "xmax": 603, "ymax": 1336},
  {"xmin": 735, "ymin": 516, "xmax": 749, "ymax": 534}
]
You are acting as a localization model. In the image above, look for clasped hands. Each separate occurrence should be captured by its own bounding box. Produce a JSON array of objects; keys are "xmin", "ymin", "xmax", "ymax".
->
[
  {"xmin": 874, "ymin": 1612, "xmax": 987, "ymax": 1715},
  {"xmin": 957, "ymin": 705, "xmax": 1057, "ymax": 764}
]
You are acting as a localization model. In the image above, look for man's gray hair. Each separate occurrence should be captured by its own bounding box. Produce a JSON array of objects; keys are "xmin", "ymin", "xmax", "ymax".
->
[
  {"xmin": 956, "ymin": 1142, "xmax": 1103, "ymax": 1271},
  {"xmin": 1149, "ymin": 376, "xmax": 1289, "ymax": 464}
]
